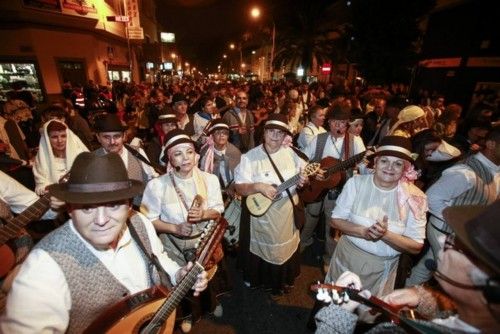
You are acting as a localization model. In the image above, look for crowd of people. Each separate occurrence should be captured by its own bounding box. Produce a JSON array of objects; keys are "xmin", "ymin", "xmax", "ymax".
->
[{"xmin": 0, "ymin": 76, "xmax": 498, "ymax": 333}]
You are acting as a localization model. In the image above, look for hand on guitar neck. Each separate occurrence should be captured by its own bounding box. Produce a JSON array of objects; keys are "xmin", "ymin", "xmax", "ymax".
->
[{"xmin": 174, "ymin": 261, "xmax": 208, "ymax": 297}]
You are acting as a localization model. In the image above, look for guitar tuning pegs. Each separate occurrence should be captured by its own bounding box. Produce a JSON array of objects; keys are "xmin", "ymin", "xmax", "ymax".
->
[
  {"xmin": 331, "ymin": 290, "xmax": 340, "ymax": 304},
  {"xmin": 322, "ymin": 291, "xmax": 332, "ymax": 304},
  {"xmin": 343, "ymin": 292, "xmax": 350, "ymax": 303}
]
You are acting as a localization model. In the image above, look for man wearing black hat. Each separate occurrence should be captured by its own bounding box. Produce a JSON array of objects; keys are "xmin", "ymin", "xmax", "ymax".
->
[
  {"xmin": 301, "ymin": 105, "xmax": 366, "ymax": 268},
  {"xmin": 0, "ymin": 152, "xmax": 208, "ymax": 333},
  {"xmin": 94, "ymin": 113, "xmax": 158, "ymax": 206},
  {"xmin": 315, "ymin": 201, "xmax": 500, "ymax": 333},
  {"xmin": 172, "ymin": 93, "xmax": 195, "ymax": 136}
]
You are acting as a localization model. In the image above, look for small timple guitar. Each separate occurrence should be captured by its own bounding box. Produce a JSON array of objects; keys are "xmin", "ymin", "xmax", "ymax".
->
[
  {"xmin": 246, "ymin": 162, "xmax": 320, "ymax": 217},
  {"xmin": 84, "ymin": 217, "xmax": 228, "ymax": 334}
]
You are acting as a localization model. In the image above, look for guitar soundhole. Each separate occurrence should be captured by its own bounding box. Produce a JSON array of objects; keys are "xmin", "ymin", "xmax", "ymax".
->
[{"xmin": 133, "ymin": 313, "xmax": 164, "ymax": 334}]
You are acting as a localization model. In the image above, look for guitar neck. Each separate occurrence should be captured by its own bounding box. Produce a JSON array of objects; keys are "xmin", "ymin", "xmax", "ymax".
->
[
  {"xmin": 325, "ymin": 150, "xmax": 366, "ymax": 176},
  {"xmin": 0, "ymin": 194, "xmax": 51, "ymax": 246},
  {"xmin": 275, "ymin": 172, "xmax": 301, "ymax": 195},
  {"xmin": 144, "ymin": 262, "xmax": 204, "ymax": 332}
]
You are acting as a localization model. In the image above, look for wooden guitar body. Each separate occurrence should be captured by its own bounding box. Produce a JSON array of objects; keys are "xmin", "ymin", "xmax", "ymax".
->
[
  {"xmin": 0, "ymin": 244, "xmax": 16, "ymax": 278},
  {"xmin": 246, "ymin": 162, "xmax": 320, "ymax": 216},
  {"xmin": 299, "ymin": 156, "xmax": 345, "ymax": 203},
  {"xmin": 83, "ymin": 286, "xmax": 175, "ymax": 334},
  {"xmin": 246, "ymin": 192, "xmax": 278, "ymax": 217}
]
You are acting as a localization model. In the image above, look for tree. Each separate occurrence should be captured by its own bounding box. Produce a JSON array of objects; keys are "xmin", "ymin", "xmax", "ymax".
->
[
  {"xmin": 348, "ymin": 0, "xmax": 435, "ymax": 84},
  {"xmin": 271, "ymin": 0, "xmax": 338, "ymax": 78}
]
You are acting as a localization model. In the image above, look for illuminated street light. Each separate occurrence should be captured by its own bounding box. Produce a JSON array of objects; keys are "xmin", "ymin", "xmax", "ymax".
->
[
  {"xmin": 241, "ymin": 63, "xmax": 246, "ymax": 69},
  {"xmin": 171, "ymin": 53, "xmax": 177, "ymax": 59},
  {"xmin": 250, "ymin": 7, "xmax": 260, "ymax": 18},
  {"xmin": 250, "ymin": 6, "xmax": 275, "ymax": 80},
  {"xmin": 223, "ymin": 54, "xmax": 227, "ymax": 59},
  {"xmin": 252, "ymin": 50, "xmax": 256, "ymax": 54},
  {"xmin": 229, "ymin": 43, "xmax": 235, "ymax": 50},
  {"xmin": 185, "ymin": 62, "xmax": 189, "ymax": 67}
]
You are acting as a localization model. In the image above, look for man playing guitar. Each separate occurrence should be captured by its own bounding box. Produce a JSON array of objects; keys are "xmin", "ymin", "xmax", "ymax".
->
[
  {"xmin": 301, "ymin": 105, "xmax": 366, "ymax": 270},
  {"xmin": 0, "ymin": 153, "xmax": 208, "ymax": 333}
]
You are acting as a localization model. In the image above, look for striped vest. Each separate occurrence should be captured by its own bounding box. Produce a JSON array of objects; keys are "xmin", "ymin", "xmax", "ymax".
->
[{"xmin": 452, "ymin": 155, "xmax": 497, "ymax": 207}]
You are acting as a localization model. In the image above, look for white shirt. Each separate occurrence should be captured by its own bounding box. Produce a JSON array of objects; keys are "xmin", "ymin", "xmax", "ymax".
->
[
  {"xmin": 0, "ymin": 214, "xmax": 180, "ymax": 333},
  {"xmin": 426, "ymin": 152, "xmax": 500, "ymax": 219},
  {"xmin": 332, "ymin": 175, "xmax": 426, "ymax": 257},
  {"xmin": 297, "ymin": 121, "xmax": 326, "ymax": 150},
  {"xmin": 192, "ymin": 113, "xmax": 218, "ymax": 142},
  {"xmin": 141, "ymin": 171, "xmax": 224, "ymax": 225},
  {"xmin": 0, "ymin": 171, "xmax": 56, "ymax": 220},
  {"xmin": 304, "ymin": 132, "xmax": 366, "ymax": 161},
  {"xmin": 234, "ymin": 145, "xmax": 307, "ymax": 198}
]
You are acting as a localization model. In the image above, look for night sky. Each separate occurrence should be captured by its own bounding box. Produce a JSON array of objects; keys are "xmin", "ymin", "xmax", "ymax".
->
[{"xmin": 156, "ymin": 0, "xmax": 270, "ymax": 72}]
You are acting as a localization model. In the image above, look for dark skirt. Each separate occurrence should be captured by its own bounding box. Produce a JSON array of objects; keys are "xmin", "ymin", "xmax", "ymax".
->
[{"xmin": 238, "ymin": 197, "xmax": 301, "ymax": 293}]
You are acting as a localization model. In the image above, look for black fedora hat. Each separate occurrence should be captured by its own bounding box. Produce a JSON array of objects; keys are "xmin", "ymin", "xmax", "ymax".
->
[
  {"xmin": 444, "ymin": 201, "xmax": 500, "ymax": 276},
  {"xmin": 94, "ymin": 113, "xmax": 127, "ymax": 133},
  {"xmin": 47, "ymin": 152, "xmax": 143, "ymax": 204},
  {"xmin": 326, "ymin": 105, "xmax": 351, "ymax": 120},
  {"xmin": 264, "ymin": 113, "xmax": 292, "ymax": 136},
  {"xmin": 372, "ymin": 135, "xmax": 414, "ymax": 162}
]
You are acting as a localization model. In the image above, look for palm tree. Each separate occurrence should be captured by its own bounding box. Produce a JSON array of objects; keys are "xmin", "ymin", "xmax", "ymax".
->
[{"xmin": 272, "ymin": 0, "xmax": 339, "ymax": 77}]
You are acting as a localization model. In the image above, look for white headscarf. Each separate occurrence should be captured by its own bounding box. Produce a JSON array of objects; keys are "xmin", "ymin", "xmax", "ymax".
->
[{"xmin": 33, "ymin": 120, "xmax": 89, "ymax": 194}]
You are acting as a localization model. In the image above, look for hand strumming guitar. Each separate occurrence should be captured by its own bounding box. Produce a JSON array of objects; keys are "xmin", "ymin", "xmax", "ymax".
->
[{"xmin": 257, "ymin": 183, "xmax": 277, "ymax": 200}]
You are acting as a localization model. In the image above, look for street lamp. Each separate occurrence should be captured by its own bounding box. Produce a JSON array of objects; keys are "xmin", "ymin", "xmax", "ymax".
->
[{"xmin": 250, "ymin": 6, "xmax": 275, "ymax": 80}]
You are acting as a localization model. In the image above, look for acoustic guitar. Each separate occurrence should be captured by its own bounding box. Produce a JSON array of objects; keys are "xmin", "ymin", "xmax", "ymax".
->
[
  {"xmin": 0, "ymin": 193, "xmax": 51, "ymax": 278},
  {"xmin": 84, "ymin": 217, "xmax": 228, "ymax": 334},
  {"xmin": 299, "ymin": 150, "xmax": 371, "ymax": 203},
  {"xmin": 246, "ymin": 162, "xmax": 320, "ymax": 217}
]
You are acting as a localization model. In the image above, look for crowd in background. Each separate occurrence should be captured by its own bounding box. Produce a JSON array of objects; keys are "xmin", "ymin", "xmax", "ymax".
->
[{"xmin": 0, "ymin": 75, "xmax": 499, "ymax": 333}]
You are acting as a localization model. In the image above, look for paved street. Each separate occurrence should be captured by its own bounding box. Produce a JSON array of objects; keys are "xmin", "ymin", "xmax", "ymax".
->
[{"xmin": 188, "ymin": 241, "xmax": 325, "ymax": 334}]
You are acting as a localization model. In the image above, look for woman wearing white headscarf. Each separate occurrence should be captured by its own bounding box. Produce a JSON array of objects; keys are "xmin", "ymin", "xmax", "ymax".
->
[{"xmin": 33, "ymin": 119, "xmax": 89, "ymax": 195}]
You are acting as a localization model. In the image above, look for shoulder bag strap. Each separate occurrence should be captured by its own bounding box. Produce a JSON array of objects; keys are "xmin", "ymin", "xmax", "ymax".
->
[
  {"xmin": 314, "ymin": 132, "xmax": 328, "ymax": 162},
  {"xmin": 262, "ymin": 146, "xmax": 296, "ymax": 207},
  {"xmin": 124, "ymin": 143, "xmax": 165, "ymax": 175},
  {"xmin": 127, "ymin": 220, "xmax": 173, "ymax": 289}
]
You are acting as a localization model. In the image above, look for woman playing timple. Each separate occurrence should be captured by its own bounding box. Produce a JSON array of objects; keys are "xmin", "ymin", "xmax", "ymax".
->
[
  {"xmin": 326, "ymin": 136, "xmax": 428, "ymax": 297},
  {"xmin": 140, "ymin": 129, "xmax": 226, "ymax": 331},
  {"xmin": 234, "ymin": 113, "xmax": 308, "ymax": 296}
]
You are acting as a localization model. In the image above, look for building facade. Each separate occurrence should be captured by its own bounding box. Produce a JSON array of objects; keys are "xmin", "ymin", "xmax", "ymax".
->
[{"xmin": 0, "ymin": 0, "xmax": 158, "ymax": 102}]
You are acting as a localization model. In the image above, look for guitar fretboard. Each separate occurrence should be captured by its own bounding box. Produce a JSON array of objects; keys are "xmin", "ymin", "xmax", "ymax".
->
[
  {"xmin": 275, "ymin": 173, "xmax": 302, "ymax": 194},
  {"xmin": 0, "ymin": 194, "xmax": 50, "ymax": 245},
  {"xmin": 325, "ymin": 150, "xmax": 366, "ymax": 176},
  {"xmin": 144, "ymin": 263, "xmax": 204, "ymax": 332}
]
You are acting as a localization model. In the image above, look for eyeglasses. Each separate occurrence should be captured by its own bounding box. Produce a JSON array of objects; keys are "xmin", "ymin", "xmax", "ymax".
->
[{"xmin": 266, "ymin": 128, "xmax": 285, "ymax": 137}]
